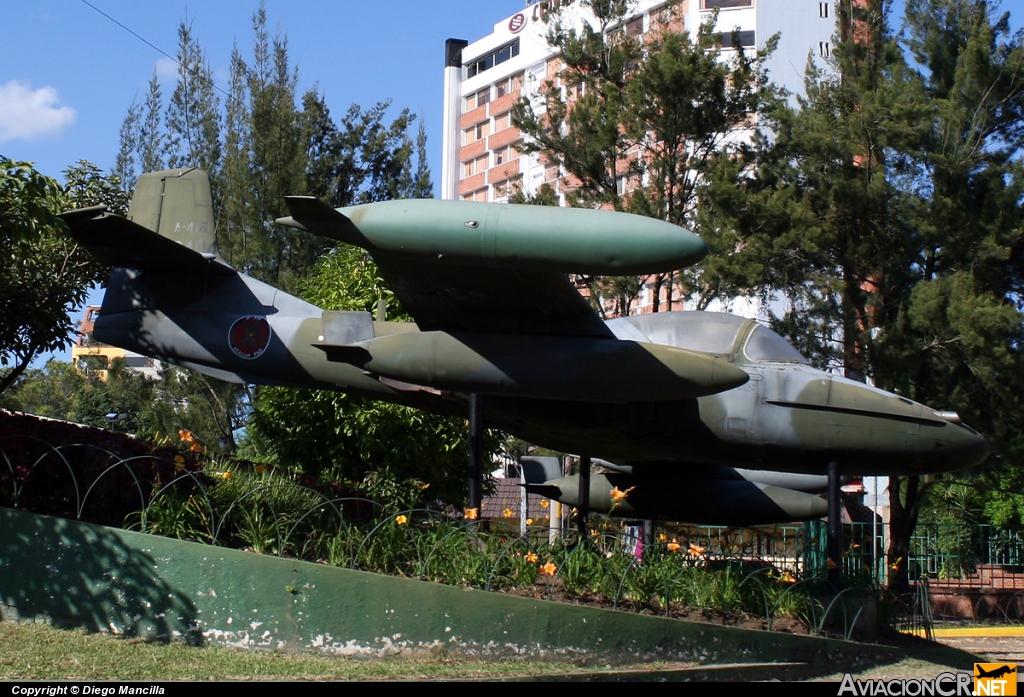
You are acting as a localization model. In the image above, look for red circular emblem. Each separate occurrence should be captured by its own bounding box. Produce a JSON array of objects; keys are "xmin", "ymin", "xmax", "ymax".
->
[
  {"xmin": 509, "ymin": 12, "xmax": 526, "ymax": 33},
  {"xmin": 228, "ymin": 315, "xmax": 271, "ymax": 360}
]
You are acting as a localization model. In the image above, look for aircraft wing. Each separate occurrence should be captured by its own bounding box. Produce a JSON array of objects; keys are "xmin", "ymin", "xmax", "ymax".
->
[
  {"xmin": 371, "ymin": 256, "xmax": 611, "ymax": 337},
  {"xmin": 278, "ymin": 197, "xmax": 707, "ymax": 339}
]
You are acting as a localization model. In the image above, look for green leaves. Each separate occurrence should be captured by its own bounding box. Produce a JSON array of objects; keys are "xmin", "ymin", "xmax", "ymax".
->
[
  {"xmin": 0, "ymin": 159, "xmax": 112, "ymax": 396},
  {"xmin": 514, "ymin": 3, "xmax": 781, "ymax": 314}
]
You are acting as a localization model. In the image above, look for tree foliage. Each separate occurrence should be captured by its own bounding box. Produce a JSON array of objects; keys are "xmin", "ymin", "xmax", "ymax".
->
[
  {"xmin": 513, "ymin": 1, "xmax": 781, "ymax": 314},
  {"xmin": 107, "ymin": 3, "xmax": 436, "ymax": 466},
  {"xmin": 0, "ymin": 160, "xmax": 122, "ymax": 396},
  {"xmin": 115, "ymin": 2, "xmax": 432, "ymax": 294},
  {"xmin": 248, "ymin": 246, "xmax": 492, "ymax": 505},
  {"xmin": 1, "ymin": 358, "xmax": 245, "ymax": 453},
  {"xmin": 702, "ymin": 0, "xmax": 1024, "ymax": 587}
]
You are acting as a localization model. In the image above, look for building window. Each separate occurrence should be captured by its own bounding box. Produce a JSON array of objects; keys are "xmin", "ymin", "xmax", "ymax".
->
[
  {"xmin": 544, "ymin": 163, "xmax": 560, "ymax": 182},
  {"xmin": 462, "ymin": 188, "xmax": 488, "ymax": 202},
  {"xmin": 626, "ymin": 17, "xmax": 644, "ymax": 37},
  {"xmin": 494, "ymin": 176, "xmax": 522, "ymax": 199},
  {"xmin": 496, "ymin": 73, "xmax": 525, "ymax": 98},
  {"xmin": 702, "ymin": 0, "xmax": 753, "ymax": 8},
  {"xmin": 819, "ymin": 2, "xmax": 829, "ymax": 18},
  {"xmin": 466, "ymin": 40, "xmax": 521, "ymax": 78},
  {"xmin": 465, "ymin": 88, "xmax": 491, "ymax": 111},
  {"xmin": 819, "ymin": 41, "xmax": 831, "ymax": 58},
  {"xmin": 463, "ymin": 154, "xmax": 489, "ymax": 177},
  {"xmin": 565, "ymin": 82, "xmax": 583, "ymax": 101},
  {"xmin": 464, "ymin": 121, "xmax": 490, "ymax": 145},
  {"xmin": 719, "ymin": 29, "xmax": 756, "ymax": 48},
  {"xmin": 494, "ymin": 144, "xmax": 518, "ymax": 165},
  {"xmin": 494, "ymin": 111, "xmax": 512, "ymax": 131}
]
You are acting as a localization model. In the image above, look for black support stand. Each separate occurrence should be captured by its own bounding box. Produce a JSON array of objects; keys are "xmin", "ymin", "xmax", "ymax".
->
[
  {"xmin": 577, "ymin": 455, "xmax": 591, "ymax": 542},
  {"xmin": 468, "ymin": 393, "xmax": 483, "ymax": 515},
  {"xmin": 827, "ymin": 460, "xmax": 842, "ymax": 590}
]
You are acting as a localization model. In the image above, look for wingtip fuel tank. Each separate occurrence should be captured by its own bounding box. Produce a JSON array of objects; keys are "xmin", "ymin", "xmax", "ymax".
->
[{"xmin": 279, "ymin": 198, "xmax": 708, "ymax": 275}]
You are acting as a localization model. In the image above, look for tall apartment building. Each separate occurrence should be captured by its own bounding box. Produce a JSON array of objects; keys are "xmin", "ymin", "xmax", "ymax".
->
[{"xmin": 441, "ymin": 0, "xmax": 840, "ymax": 205}]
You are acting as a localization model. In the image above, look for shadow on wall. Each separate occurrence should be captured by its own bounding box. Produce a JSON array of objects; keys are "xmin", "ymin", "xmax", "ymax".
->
[{"xmin": 0, "ymin": 509, "xmax": 201, "ymax": 644}]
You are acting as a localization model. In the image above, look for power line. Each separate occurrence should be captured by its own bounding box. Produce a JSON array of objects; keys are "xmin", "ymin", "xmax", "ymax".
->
[{"xmin": 77, "ymin": 0, "xmax": 239, "ymax": 108}]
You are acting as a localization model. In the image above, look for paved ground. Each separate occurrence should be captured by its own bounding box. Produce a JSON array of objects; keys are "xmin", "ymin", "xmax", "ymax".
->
[{"xmin": 936, "ymin": 629, "xmax": 1024, "ymax": 665}]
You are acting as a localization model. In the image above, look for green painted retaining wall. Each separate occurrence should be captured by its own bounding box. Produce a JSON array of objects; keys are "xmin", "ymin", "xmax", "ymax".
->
[{"xmin": 0, "ymin": 507, "xmax": 900, "ymax": 669}]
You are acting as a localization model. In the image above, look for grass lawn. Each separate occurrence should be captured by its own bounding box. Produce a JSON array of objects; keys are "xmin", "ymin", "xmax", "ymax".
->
[{"xmin": 0, "ymin": 620, "xmax": 649, "ymax": 681}]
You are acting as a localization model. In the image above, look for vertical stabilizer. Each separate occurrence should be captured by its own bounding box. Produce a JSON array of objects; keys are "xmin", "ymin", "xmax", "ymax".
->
[{"xmin": 127, "ymin": 168, "xmax": 217, "ymax": 257}]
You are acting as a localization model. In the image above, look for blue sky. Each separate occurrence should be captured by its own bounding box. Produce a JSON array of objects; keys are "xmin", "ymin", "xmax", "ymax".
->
[
  {"xmin": 4, "ymin": 0, "xmax": 525, "ymax": 184},
  {"xmin": 4, "ymin": 0, "xmax": 525, "ymax": 364}
]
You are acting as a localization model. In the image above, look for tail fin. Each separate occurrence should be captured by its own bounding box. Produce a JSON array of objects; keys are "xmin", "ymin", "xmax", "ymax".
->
[
  {"xmin": 128, "ymin": 168, "xmax": 217, "ymax": 256},
  {"xmin": 62, "ymin": 168, "xmax": 231, "ymax": 276}
]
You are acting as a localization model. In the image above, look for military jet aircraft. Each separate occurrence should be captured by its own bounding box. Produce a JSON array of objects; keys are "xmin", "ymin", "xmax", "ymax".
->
[{"xmin": 61, "ymin": 168, "xmax": 990, "ymax": 526}]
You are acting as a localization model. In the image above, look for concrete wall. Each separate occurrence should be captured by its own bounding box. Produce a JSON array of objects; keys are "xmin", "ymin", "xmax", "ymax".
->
[{"xmin": 0, "ymin": 507, "xmax": 899, "ymax": 669}]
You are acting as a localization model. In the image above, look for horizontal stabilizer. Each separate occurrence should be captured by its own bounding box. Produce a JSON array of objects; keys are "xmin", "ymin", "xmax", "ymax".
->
[
  {"xmin": 314, "ymin": 343, "xmax": 372, "ymax": 366},
  {"xmin": 522, "ymin": 483, "xmax": 563, "ymax": 500},
  {"xmin": 61, "ymin": 206, "xmax": 234, "ymax": 276},
  {"xmin": 277, "ymin": 197, "xmax": 365, "ymax": 247}
]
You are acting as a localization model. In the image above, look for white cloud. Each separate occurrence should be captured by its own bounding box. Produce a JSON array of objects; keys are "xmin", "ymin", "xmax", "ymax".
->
[
  {"xmin": 154, "ymin": 56, "xmax": 179, "ymax": 81},
  {"xmin": 0, "ymin": 80, "xmax": 76, "ymax": 144}
]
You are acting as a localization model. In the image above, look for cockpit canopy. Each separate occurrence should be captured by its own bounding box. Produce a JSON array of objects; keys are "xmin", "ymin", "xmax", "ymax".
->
[{"xmin": 612, "ymin": 311, "xmax": 810, "ymax": 364}]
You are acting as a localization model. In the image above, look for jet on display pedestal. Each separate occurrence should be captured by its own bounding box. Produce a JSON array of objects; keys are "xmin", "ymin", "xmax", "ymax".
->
[{"xmin": 61, "ymin": 168, "xmax": 990, "ymax": 526}]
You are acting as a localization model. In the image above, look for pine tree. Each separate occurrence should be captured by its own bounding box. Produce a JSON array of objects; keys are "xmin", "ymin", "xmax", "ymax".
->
[
  {"xmin": 513, "ymin": 2, "xmax": 780, "ymax": 314},
  {"xmin": 704, "ymin": 0, "xmax": 1024, "ymax": 589}
]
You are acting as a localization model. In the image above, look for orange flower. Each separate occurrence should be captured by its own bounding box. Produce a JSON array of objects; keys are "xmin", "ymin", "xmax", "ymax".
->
[
  {"xmin": 503, "ymin": 508, "xmax": 514, "ymax": 518},
  {"xmin": 178, "ymin": 429, "xmax": 195, "ymax": 443},
  {"xmin": 526, "ymin": 552, "xmax": 539, "ymax": 563},
  {"xmin": 395, "ymin": 515, "xmax": 408, "ymax": 525},
  {"xmin": 540, "ymin": 561, "xmax": 558, "ymax": 577},
  {"xmin": 464, "ymin": 507, "xmax": 479, "ymax": 520},
  {"xmin": 539, "ymin": 499, "xmax": 550, "ymax": 508},
  {"xmin": 610, "ymin": 486, "xmax": 635, "ymax": 503},
  {"xmin": 255, "ymin": 464, "xmax": 266, "ymax": 474},
  {"xmin": 826, "ymin": 558, "xmax": 839, "ymax": 570},
  {"xmin": 667, "ymin": 540, "xmax": 682, "ymax": 553},
  {"xmin": 777, "ymin": 572, "xmax": 797, "ymax": 584},
  {"xmin": 688, "ymin": 543, "xmax": 706, "ymax": 557},
  {"xmin": 526, "ymin": 518, "xmax": 534, "ymax": 526},
  {"xmin": 658, "ymin": 533, "xmax": 667, "ymax": 542},
  {"xmin": 221, "ymin": 471, "xmax": 232, "ymax": 480},
  {"xmin": 850, "ymin": 543, "xmax": 861, "ymax": 550},
  {"xmin": 189, "ymin": 442, "xmax": 203, "ymax": 452}
]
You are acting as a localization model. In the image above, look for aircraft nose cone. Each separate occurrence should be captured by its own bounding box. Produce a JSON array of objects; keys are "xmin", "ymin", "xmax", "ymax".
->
[{"xmin": 944, "ymin": 423, "xmax": 991, "ymax": 470}]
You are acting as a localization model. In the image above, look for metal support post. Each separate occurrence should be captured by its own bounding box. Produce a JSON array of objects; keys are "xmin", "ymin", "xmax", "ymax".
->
[
  {"xmin": 468, "ymin": 393, "xmax": 483, "ymax": 515},
  {"xmin": 828, "ymin": 460, "xmax": 843, "ymax": 590},
  {"xmin": 576, "ymin": 455, "xmax": 591, "ymax": 542}
]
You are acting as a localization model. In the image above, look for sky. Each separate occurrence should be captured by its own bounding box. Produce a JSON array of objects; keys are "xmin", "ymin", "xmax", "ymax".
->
[
  {"xmin": 3, "ymin": 0, "xmax": 526, "ymax": 184},
  {"xmin": 5, "ymin": 0, "xmax": 526, "ymax": 364}
]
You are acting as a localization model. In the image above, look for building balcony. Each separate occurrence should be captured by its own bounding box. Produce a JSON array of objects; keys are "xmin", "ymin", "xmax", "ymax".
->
[
  {"xmin": 459, "ymin": 139, "xmax": 486, "ymax": 162},
  {"xmin": 488, "ymin": 126, "xmax": 521, "ymax": 151},
  {"xmin": 459, "ymin": 105, "xmax": 488, "ymax": 130},
  {"xmin": 459, "ymin": 172, "xmax": 487, "ymax": 195},
  {"xmin": 487, "ymin": 159, "xmax": 520, "ymax": 185},
  {"xmin": 488, "ymin": 91, "xmax": 520, "ymax": 116}
]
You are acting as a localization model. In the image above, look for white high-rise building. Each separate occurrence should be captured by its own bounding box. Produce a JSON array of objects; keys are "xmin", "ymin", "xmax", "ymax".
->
[{"xmin": 441, "ymin": 0, "xmax": 839, "ymax": 205}]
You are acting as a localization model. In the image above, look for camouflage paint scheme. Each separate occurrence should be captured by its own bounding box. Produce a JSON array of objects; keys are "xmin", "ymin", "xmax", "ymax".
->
[{"xmin": 61, "ymin": 169, "xmax": 990, "ymax": 525}]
